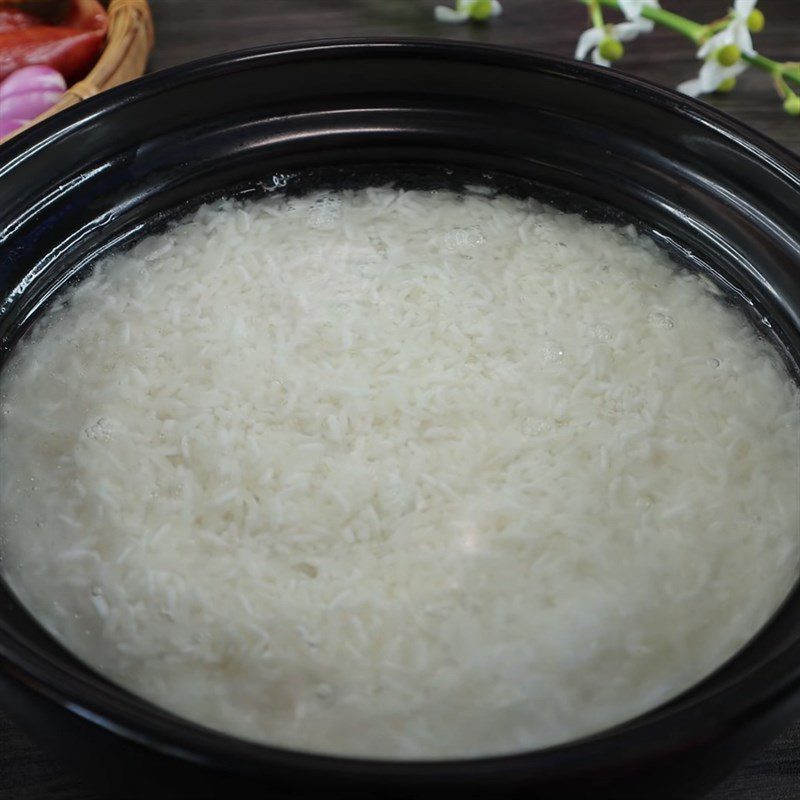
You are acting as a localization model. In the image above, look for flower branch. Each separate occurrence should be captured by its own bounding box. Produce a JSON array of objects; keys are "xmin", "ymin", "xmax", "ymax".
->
[{"xmin": 576, "ymin": 0, "xmax": 800, "ymax": 115}]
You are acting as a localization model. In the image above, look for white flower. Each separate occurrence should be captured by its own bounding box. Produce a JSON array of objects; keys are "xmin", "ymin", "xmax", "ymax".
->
[
  {"xmin": 677, "ymin": 58, "xmax": 748, "ymax": 97},
  {"xmin": 434, "ymin": 0, "xmax": 502, "ymax": 23},
  {"xmin": 677, "ymin": 0, "xmax": 758, "ymax": 97},
  {"xmin": 699, "ymin": 0, "xmax": 757, "ymax": 59},
  {"xmin": 575, "ymin": 19, "xmax": 652, "ymax": 68},
  {"xmin": 618, "ymin": 0, "xmax": 660, "ymax": 32}
]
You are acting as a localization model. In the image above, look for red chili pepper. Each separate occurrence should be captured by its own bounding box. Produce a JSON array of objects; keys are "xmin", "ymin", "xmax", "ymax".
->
[
  {"xmin": 0, "ymin": 9, "xmax": 40, "ymax": 33},
  {"xmin": 0, "ymin": 0, "xmax": 107, "ymax": 83},
  {"xmin": 61, "ymin": 0, "xmax": 105, "ymax": 31}
]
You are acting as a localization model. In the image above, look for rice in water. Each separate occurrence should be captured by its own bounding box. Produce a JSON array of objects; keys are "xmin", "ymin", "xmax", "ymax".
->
[{"xmin": 1, "ymin": 187, "xmax": 798, "ymax": 758}]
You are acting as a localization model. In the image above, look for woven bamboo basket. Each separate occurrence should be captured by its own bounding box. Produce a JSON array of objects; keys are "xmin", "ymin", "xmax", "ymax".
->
[{"xmin": 0, "ymin": 0, "xmax": 154, "ymax": 144}]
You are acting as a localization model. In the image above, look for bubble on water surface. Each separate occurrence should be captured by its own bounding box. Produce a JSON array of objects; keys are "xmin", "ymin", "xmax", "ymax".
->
[
  {"xmin": 592, "ymin": 324, "xmax": 613, "ymax": 342},
  {"xmin": 444, "ymin": 226, "xmax": 486, "ymax": 251},
  {"xmin": 260, "ymin": 173, "xmax": 292, "ymax": 192},
  {"xmin": 648, "ymin": 311, "xmax": 674, "ymax": 329},
  {"xmin": 82, "ymin": 417, "xmax": 114, "ymax": 442},
  {"xmin": 541, "ymin": 341, "xmax": 565, "ymax": 363},
  {"xmin": 521, "ymin": 417, "xmax": 553, "ymax": 436},
  {"xmin": 307, "ymin": 195, "xmax": 342, "ymax": 231}
]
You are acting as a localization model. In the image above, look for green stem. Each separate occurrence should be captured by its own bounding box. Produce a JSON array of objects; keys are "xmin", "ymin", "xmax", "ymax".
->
[
  {"xmin": 577, "ymin": 0, "xmax": 800, "ymax": 90},
  {"xmin": 744, "ymin": 54, "xmax": 800, "ymax": 89},
  {"xmin": 578, "ymin": 0, "xmax": 703, "ymax": 42},
  {"xmin": 588, "ymin": 0, "xmax": 604, "ymax": 30}
]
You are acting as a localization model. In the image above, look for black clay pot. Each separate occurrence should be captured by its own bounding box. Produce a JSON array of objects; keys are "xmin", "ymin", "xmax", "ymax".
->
[{"xmin": 1, "ymin": 40, "xmax": 799, "ymax": 800}]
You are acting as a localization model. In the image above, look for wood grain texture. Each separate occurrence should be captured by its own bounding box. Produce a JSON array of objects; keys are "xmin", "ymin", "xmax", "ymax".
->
[{"xmin": 1, "ymin": 1, "xmax": 799, "ymax": 798}]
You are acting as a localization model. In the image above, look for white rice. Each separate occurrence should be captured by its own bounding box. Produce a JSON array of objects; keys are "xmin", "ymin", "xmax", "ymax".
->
[{"xmin": 1, "ymin": 186, "xmax": 798, "ymax": 758}]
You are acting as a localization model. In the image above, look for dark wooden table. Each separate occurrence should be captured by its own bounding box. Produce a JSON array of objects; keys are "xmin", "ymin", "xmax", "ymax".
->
[{"xmin": 2, "ymin": 1, "xmax": 799, "ymax": 798}]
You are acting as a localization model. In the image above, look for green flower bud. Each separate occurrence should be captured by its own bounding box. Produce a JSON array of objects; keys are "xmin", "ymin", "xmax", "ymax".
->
[
  {"xmin": 716, "ymin": 44, "xmax": 741, "ymax": 67},
  {"xmin": 784, "ymin": 94, "xmax": 800, "ymax": 117},
  {"xmin": 717, "ymin": 76, "xmax": 736, "ymax": 93},
  {"xmin": 469, "ymin": 0, "xmax": 494, "ymax": 20},
  {"xmin": 598, "ymin": 38, "xmax": 624, "ymax": 62},
  {"xmin": 747, "ymin": 9, "xmax": 765, "ymax": 33}
]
